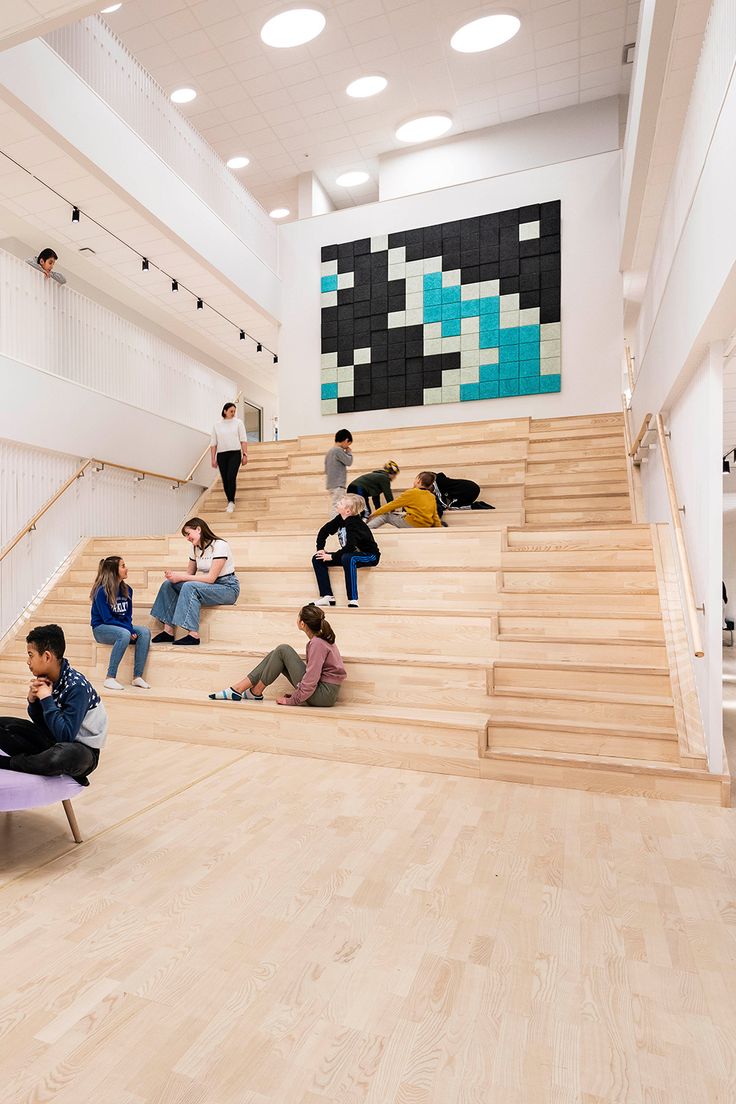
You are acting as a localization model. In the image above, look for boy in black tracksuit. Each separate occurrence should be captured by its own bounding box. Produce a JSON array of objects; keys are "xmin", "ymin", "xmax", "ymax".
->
[
  {"xmin": 430, "ymin": 472, "xmax": 494, "ymax": 517},
  {"xmin": 311, "ymin": 493, "xmax": 380, "ymax": 608}
]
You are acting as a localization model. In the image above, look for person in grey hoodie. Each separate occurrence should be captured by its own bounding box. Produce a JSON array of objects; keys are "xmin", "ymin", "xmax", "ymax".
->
[
  {"xmin": 26, "ymin": 247, "xmax": 67, "ymax": 285},
  {"xmin": 324, "ymin": 429, "xmax": 354, "ymax": 513}
]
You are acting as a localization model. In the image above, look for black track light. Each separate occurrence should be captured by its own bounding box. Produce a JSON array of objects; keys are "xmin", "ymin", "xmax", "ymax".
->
[
  {"xmin": 171, "ymin": 279, "xmax": 178, "ymax": 291},
  {"xmin": 141, "ymin": 257, "xmax": 149, "ymax": 271},
  {"xmin": 257, "ymin": 343, "xmax": 262, "ymax": 352},
  {"xmin": 197, "ymin": 298, "xmax": 204, "ymax": 309},
  {"xmin": 71, "ymin": 206, "xmax": 80, "ymax": 223},
  {"xmin": 240, "ymin": 330, "xmax": 245, "ymax": 340},
  {"xmin": 273, "ymin": 354, "xmax": 278, "ymax": 364}
]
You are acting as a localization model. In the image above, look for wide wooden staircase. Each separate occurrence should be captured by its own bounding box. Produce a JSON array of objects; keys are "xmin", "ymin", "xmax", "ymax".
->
[{"xmin": 0, "ymin": 412, "xmax": 728, "ymax": 804}]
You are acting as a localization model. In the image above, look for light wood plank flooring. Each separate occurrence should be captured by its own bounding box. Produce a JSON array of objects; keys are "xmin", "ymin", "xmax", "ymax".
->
[{"xmin": 2, "ymin": 743, "xmax": 736, "ymax": 1103}]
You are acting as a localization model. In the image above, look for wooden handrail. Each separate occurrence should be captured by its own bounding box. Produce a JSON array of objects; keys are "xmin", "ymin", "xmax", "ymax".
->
[
  {"xmin": 625, "ymin": 343, "xmax": 636, "ymax": 392},
  {"xmin": 0, "ymin": 451, "xmax": 206, "ymax": 565},
  {"xmin": 185, "ymin": 391, "xmax": 244, "ymax": 481},
  {"xmin": 656, "ymin": 414, "xmax": 704, "ymax": 658},
  {"xmin": 0, "ymin": 460, "xmax": 92, "ymax": 562},
  {"xmin": 629, "ymin": 412, "xmax": 653, "ymax": 458}
]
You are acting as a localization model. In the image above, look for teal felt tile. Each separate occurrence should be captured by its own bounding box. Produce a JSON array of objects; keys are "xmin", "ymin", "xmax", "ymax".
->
[
  {"xmin": 461, "ymin": 299, "xmax": 480, "ymax": 317},
  {"xmin": 500, "ymin": 361, "xmax": 519, "ymax": 379},
  {"xmin": 479, "ymin": 381, "xmax": 499, "ymax": 399},
  {"xmin": 499, "ymin": 345, "xmax": 519, "ymax": 366},
  {"xmin": 442, "ymin": 301, "xmax": 461, "ymax": 319},
  {"xmin": 479, "ymin": 296, "xmax": 499, "ymax": 315},
  {"xmin": 424, "ymin": 305, "xmax": 442, "ymax": 324},
  {"xmin": 442, "ymin": 318, "xmax": 461, "ymax": 337},
  {"xmin": 499, "ymin": 328, "xmax": 519, "ymax": 346},
  {"xmin": 321, "ymin": 274, "xmax": 338, "ymax": 293},
  {"xmin": 540, "ymin": 373, "xmax": 561, "ymax": 392},
  {"xmin": 321, "ymin": 382, "xmax": 338, "ymax": 399},
  {"xmin": 519, "ymin": 358, "xmax": 540, "ymax": 377},
  {"xmin": 518, "ymin": 376, "xmax": 541, "ymax": 395},
  {"xmin": 517, "ymin": 324, "xmax": 540, "ymax": 345},
  {"xmin": 441, "ymin": 285, "xmax": 461, "ymax": 303},
  {"xmin": 460, "ymin": 383, "xmax": 480, "ymax": 401},
  {"xmin": 479, "ymin": 329, "xmax": 499, "ymax": 349},
  {"xmin": 424, "ymin": 272, "xmax": 442, "ymax": 290},
  {"xmin": 519, "ymin": 346, "xmax": 540, "ymax": 365},
  {"xmin": 479, "ymin": 363, "xmax": 499, "ymax": 382},
  {"xmin": 500, "ymin": 377, "xmax": 521, "ymax": 397},
  {"xmin": 424, "ymin": 287, "xmax": 442, "ymax": 305}
]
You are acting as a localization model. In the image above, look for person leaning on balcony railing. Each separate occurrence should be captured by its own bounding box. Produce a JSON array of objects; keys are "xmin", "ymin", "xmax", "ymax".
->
[{"xmin": 26, "ymin": 247, "xmax": 67, "ymax": 285}]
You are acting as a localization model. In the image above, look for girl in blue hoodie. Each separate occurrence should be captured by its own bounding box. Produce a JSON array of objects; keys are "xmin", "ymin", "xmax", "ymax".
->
[{"xmin": 90, "ymin": 556, "xmax": 151, "ymax": 691}]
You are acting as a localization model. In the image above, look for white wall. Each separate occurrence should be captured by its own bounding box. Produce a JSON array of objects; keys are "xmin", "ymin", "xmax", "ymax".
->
[
  {"xmin": 724, "ymin": 514, "xmax": 736, "ymax": 626},
  {"xmin": 380, "ymin": 97, "xmax": 619, "ymax": 200},
  {"xmin": 1, "ymin": 359, "xmax": 211, "ymax": 483},
  {"xmin": 278, "ymin": 147, "xmax": 622, "ymax": 439},
  {"xmin": 640, "ymin": 346, "xmax": 723, "ymax": 771}
]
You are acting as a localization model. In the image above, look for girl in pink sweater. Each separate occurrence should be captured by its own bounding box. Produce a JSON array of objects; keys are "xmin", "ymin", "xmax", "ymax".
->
[{"xmin": 208, "ymin": 604, "xmax": 346, "ymax": 706}]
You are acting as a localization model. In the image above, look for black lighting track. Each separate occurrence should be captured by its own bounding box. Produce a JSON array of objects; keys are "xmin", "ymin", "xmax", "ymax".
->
[{"xmin": 0, "ymin": 146, "xmax": 277, "ymax": 360}]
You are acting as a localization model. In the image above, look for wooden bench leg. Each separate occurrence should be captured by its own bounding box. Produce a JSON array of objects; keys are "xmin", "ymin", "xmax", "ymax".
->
[{"xmin": 62, "ymin": 799, "xmax": 83, "ymax": 843}]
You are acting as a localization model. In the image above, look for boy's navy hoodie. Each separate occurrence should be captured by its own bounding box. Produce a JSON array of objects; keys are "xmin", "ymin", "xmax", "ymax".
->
[{"xmin": 28, "ymin": 658, "xmax": 108, "ymax": 749}]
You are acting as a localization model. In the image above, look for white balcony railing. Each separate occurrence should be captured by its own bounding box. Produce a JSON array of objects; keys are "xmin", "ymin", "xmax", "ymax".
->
[
  {"xmin": 44, "ymin": 16, "xmax": 278, "ymax": 274},
  {"xmin": 637, "ymin": 0, "xmax": 736, "ymax": 358},
  {"xmin": 0, "ymin": 247, "xmax": 234, "ymax": 434}
]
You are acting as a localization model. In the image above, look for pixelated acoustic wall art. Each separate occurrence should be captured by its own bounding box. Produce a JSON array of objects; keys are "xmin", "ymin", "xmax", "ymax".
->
[{"xmin": 320, "ymin": 201, "xmax": 561, "ymax": 414}]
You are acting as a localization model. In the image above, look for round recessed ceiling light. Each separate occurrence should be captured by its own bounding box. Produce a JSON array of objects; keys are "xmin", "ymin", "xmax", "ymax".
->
[
  {"xmin": 269, "ymin": 207, "xmax": 290, "ymax": 219},
  {"xmin": 101, "ymin": 3, "xmax": 122, "ymax": 11},
  {"xmin": 170, "ymin": 87, "xmax": 197, "ymax": 104},
  {"xmin": 451, "ymin": 13, "xmax": 521, "ymax": 53},
  {"xmin": 395, "ymin": 114, "xmax": 453, "ymax": 144},
  {"xmin": 227, "ymin": 155, "xmax": 250, "ymax": 169},
  {"xmin": 260, "ymin": 9, "xmax": 326, "ymax": 48},
  {"xmin": 346, "ymin": 74, "xmax": 387, "ymax": 98},
  {"xmin": 336, "ymin": 171, "xmax": 370, "ymax": 187}
]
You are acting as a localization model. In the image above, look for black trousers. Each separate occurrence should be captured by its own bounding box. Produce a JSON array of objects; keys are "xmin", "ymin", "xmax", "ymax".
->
[
  {"xmin": 217, "ymin": 450, "xmax": 242, "ymax": 503},
  {"xmin": 0, "ymin": 717, "xmax": 99, "ymax": 786},
  {"xmin": 347, "ymin": 482, "xmax": 381, "ymax": 514}
]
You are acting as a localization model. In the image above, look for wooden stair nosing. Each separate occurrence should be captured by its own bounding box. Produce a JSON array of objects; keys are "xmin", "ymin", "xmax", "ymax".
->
[
  {"xmin": 482, "ymin": 746, "xmax": 715, "ymax": 782},
  {"xmin": 487, "ymin": 715, "xmax": 678, "ymax": 740}
]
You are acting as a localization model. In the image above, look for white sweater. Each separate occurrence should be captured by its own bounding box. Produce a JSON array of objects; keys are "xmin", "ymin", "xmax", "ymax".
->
[{"xmin": 210, "ymin": 418, "xmax": 247, "ymax": 453}]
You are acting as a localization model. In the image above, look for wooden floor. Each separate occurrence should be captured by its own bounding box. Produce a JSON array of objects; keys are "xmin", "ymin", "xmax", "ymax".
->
[{"xmin": 2, "ymin": 745, "xmax": 736, "ymax": 1104}]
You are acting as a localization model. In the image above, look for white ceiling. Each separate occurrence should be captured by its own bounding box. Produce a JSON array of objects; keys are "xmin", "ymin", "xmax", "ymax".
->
[
  {"xmin": 104, "ymin": 0, "xmax": 640, "ymax": 219},
  {"xmin": 0, "ymin": 98, "xmax": 279, "ymax": 392}
]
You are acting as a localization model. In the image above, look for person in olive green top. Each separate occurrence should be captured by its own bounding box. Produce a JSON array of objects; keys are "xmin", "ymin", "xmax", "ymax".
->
[
  {"xmin": 347, "ymin": 460, "xmax": 400, "ymax": 515},
  {"xmin": 367, "ymin": 471, "xmax": 442, "ymax": 529}
]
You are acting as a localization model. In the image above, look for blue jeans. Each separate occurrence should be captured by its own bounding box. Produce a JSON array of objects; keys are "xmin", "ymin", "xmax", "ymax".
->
[
  {"xmin": 93, "ymin": 624, "xmax": 151, "ymax": 678},
  {"xmin": 150, "ymin": 574, "xmax": 240, "ymax": 632}
]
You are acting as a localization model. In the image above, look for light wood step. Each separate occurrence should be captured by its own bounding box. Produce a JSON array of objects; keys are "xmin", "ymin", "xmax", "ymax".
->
[
  {"xmin": 500, "ymin": 569, "xmax": 657, "ymax": 593},
  {"xmin": 492, "ymin": 659, "xmax": 671, "ymax": 696},
  {"xmin": 488, "ymin": 718, "xmax": 679, "ymax": 762}
]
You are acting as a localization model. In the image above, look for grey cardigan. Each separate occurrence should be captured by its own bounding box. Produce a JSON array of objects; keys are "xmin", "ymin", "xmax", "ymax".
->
[{"xmin": 26, "ymin": 258, "xmax": 67, "ymax": 285}]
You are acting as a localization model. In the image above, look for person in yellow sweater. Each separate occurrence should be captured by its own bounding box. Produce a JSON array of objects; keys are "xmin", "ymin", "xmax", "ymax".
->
[{"xmin": 367, "ymin": 471, "xmax": 442, "ymax": 529}]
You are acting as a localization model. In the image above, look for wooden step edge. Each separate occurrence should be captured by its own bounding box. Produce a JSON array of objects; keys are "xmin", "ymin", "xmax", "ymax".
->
[
  {"xmin": 499, "ymin": 587, "xmax": 660, "ymax": 596},
  {"xmin": 491, "ymin": 659, "xmax": 669, "ymax": 676},
  {"xmin": 491, "ymin": 686, "xmax": 674, "ymax": 708},
  {"xmin": 482, "ymin": 746, "xmax": 719, "ymax": 785},
  {"xmin": 486, "ymin": 716, "xmax": 678, "ymax": 739},
  {"xmin": 104, "ymin": 691, "xmax": 488, "ymax": 731},
  {"xmin": 497, "ymin": 632, "xmax": 665, "ymax": 646},
  {"xmin": 500, "ymin": 561, "xmax": 656, "ymax": 572}
]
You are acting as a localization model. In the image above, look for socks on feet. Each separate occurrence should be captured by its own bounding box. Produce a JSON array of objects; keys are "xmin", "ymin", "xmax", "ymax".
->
[
  {"xmin": 209, "ymin": 687, "xmax": 242, "ymax": 701},
  {"xmin": 243, "ymin": 688, "xmax": 264, "ymax": 701}
]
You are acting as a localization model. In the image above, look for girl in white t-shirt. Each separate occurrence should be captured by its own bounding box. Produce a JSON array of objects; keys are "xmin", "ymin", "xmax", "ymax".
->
[
  {"xmin": 150, "ymin": 517, "xmax": 240, "ymax": 646},
  {"xmin": 210, "ymin": 402, "xmax": 248, "ymax": 513}
]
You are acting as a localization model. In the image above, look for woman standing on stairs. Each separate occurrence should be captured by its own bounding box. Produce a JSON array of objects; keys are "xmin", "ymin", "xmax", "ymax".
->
[
  {"xmin": 150, "ymin": 518, "xmax": 240, "ymax": 646},
  {"xmin": 210, "ymin": 402, "xmax": 248, "ymax": 513}
]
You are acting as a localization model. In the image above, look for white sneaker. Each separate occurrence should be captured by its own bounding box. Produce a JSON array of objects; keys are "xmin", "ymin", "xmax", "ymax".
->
[
  {"xmin": 347, "ymin": 600, "xmax": 359, "ymax": 608},
  {"xmin": 132, "ymin": 677, "xmax": 151, "ymax": 689},
  {"xmin": 314, "ymin": 595, "xmax": 336, "ymax": 607},
  {"xmin": 226, "ymin": 501, "xmax": 234, "ymax": 513},
  {"xmin": 104, "ymin": 677, "xmax": 124, "ymax": 691}
]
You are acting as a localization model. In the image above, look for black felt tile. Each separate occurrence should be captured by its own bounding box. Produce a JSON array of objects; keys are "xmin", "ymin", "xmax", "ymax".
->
[
  {"xmin": 540, "ymin": 288, "xmax": 560, "ymax": 322},
  {"xmin": 406, "ymin": 356, "xmax": 423, "ymax": 373},
  {"xmin": 370, "ymin": 316, "xmax": 387, "ymax": 331},
  {"xmin": 388, "ymin": 231, "xmax": 406, "ymax": 248},
  {"xmin": 337, "ymin": 346, "xmax": 354, "ymax": 367},
  {"xmin": 405, "ymin": 325, "xmax": 424, "ymax": 343},
  {"xmin": 405, "ymin": 241, "xmax": 425, "ymax": 262},
  {"xmin": 519, "ymin": 272, "xmax": 540, "ymax": 292},
  {"xmin": 321, "ymin": 318, "xmax": 338, "ymax": 337},
  {"xmin": 501, "ymin": 256, "xmax": 519, "ymax": 276},
  {"xmin": 442, "ymin": 251, "xmax": 461, "ymax": 271},
  {"xmin": 371, "ymin": 361, "xmax": 388, "ymax": 379},
  {"xmin": 480, "ymin": 262, "xmax": 500, "ymax": 281},
  {"xmin": 321, "ymin": 334, "xmax": 338, "ymax": 354},
  {"xmin": 499, "ymin": 208, "xmax": 519, "ymax": 227},
  {"xmin": 520, "ymin": 256, "xmax": 541, "ymax": 276},
  {"xmin": 540, "ymin": 201, "xmax": 561, "ymax": 234},
  {"xmin": 539, "ymin": 252, "xmax": 559, "ymax": 272},
  {"xmin": 406, "ymin": 340, "xmax": 424, "ymax": 358},
  {"xmin": 337, "ymin": 256, "xmax": 355, "ymax": 274},
  {"xmin": 337, "ymin": 289, "xmax": 354, "ymax": 306},
  {"xmin": 353, "ymin": 394, "xmax": 373, "ymax": 412},
  {"xmin": 540, "ymin": 234, "xmax": 560, "ymax": 255},
  {"xmin": 405, "ymin": 228, "xmax": 423, "ymax": 247},
  {"xmin": 405, "ymin": 385, "xmax": 425, "ymax": 408},
  {"xmin": 461, "ymin": 265, "xmax": 481, "ymax": 284},
  {"xmin": 337, "ymin": 304, "xmax": 353, "ymax": 323},
  {"xmin": 337, "ymin": 241, "xmax": 354, "ymax": 261},
  {"xmin": 540, "ymin": 266, "xmax": 561, "ymax": 289},
  {"xmin": 353, "ymin": 284, "xmax": 371, "ymax": 302},
  {"xmin": 388, "ymin": 361, "xmax": 406, "ymax": 378},
  {"xmin": 337, "ymin": 397, "xmax": 355, "ymax": 413},
  {"xmin": 353, "ymin": 237, "xmax": 370, "ymax": 255},
  {"xmin": 353, "ymin": 367, "xmax": 372, "ymax": 396},
  {"xmin": 500, "ymin": 275, "xmax": 519, "ymax": 295},
  {"xmin": 519, "ymin": 289, "xmax": 541, "ymax": 311},
  {"xmin": 321, "ymin": 244, "xmax": 338, "ymax": 262},
  {"xmin": 519, "ymin": 203, "xmax": 540, "ymax": 222},
  {"xmin": 519, "ymin": 239, "xmax": 540, "ymax": 257},
  {"xmin": 461, "ymin": 247, "xmax": 480, "ymax": 266},
  {"xmin": 441, "ymin": 352, "xmax": 461, "ymax": 369},
  {"xmin": 353, "ymin": 300, "xmax": 371, "ymax": 317}
]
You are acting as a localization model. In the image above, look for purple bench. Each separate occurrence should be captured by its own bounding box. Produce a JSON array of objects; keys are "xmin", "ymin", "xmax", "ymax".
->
[{"xmin": 0, "ymin": 751, "xmax": 84, "ymax": 842}]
